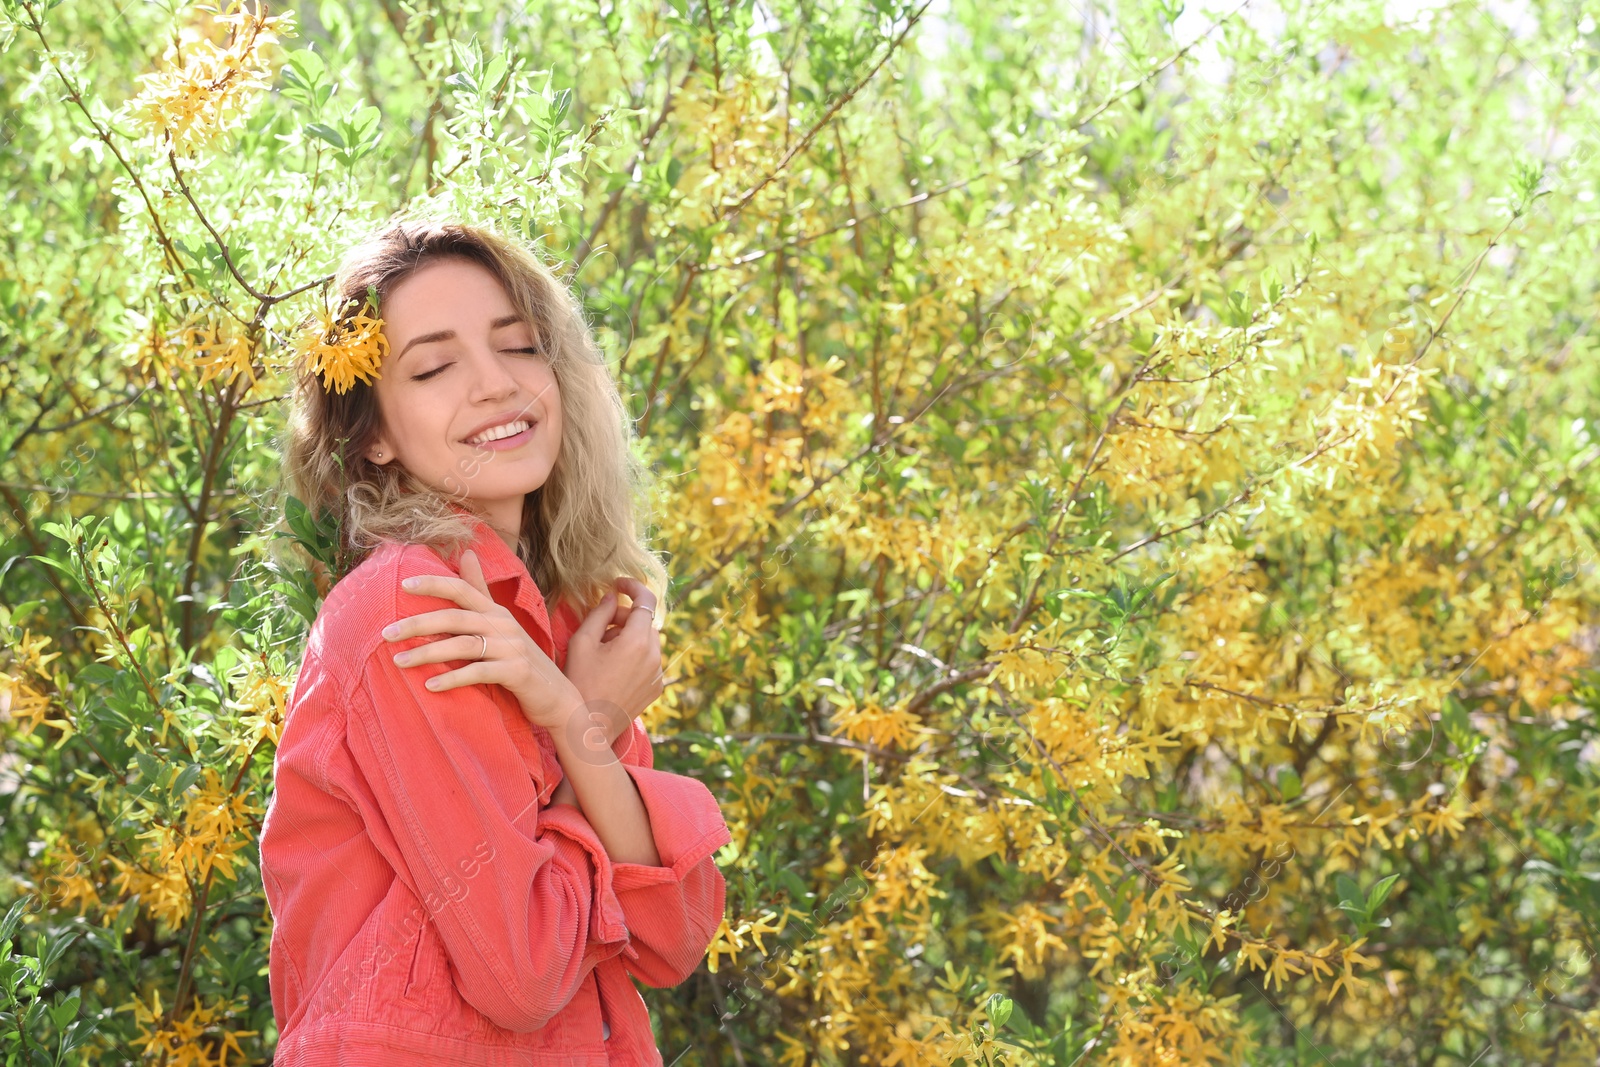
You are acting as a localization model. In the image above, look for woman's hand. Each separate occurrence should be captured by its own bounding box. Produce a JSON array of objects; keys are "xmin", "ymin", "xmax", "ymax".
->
[
  {"xmin": 560, "ymin": 577, "xmax": 662, "ymax": 766},
  {"xmin": 381, "ymin": 549, "xmax": 579, "ymax": 732}
]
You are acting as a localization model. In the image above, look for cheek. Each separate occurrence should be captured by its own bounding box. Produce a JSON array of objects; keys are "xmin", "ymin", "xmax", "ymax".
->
[
  {"xmin": 367, "ymin": 391, "xmax": 399, "ymax": 446},
  {"xmin": 382, "ymin": 395, "xmax": 454, "ymax": 457},
  {"xmin": 530, "ymin": 367, "xmax": 562, "ymax": 421},
  {"xmin": 544, "ymin": 390, "xmax": 563, "ymax": 439}
]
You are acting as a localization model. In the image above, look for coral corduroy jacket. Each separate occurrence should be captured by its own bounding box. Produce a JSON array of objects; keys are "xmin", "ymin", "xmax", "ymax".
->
[{"xmin": 259, "ymin": 516, "xmax": 731, "ymax": 1065}]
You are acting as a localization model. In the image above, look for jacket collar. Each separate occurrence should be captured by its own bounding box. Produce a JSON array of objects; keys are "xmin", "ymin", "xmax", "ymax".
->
[
  {"xmin": 440, "ymin": 501, "xmax": 527, "ymax": 585},
  {"xmin": 438, "ymin": 501, "xmax": 558, "ymax": 653}
]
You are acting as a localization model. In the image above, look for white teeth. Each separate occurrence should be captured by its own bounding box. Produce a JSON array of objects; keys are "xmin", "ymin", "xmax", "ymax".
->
[{"xmin": 468, "ymin": 420, "xmax": 530, "ymax": 445}]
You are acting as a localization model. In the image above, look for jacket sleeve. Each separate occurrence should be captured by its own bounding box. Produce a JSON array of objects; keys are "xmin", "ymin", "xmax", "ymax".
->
[
  {"xmin": 344, "ymin": 637, "xmax": 631, "ymax": 1033},
  {"xmin": 593, "ymin": 720, "xmax": 733, "ymax": 988}
]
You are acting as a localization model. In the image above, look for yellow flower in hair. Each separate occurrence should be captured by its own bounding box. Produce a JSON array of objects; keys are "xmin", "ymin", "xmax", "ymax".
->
[{"xmin": 297, "ymin": 293, "xmax": 389, "ymax": 395}]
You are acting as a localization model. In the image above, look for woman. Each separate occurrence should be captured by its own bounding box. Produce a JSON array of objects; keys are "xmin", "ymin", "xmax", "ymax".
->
[{"xmin": 258, "ymin": 217, "xmax": 731, "ymax": 1065}]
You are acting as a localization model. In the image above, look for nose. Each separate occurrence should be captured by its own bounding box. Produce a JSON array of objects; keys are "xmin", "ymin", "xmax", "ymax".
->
[{"xmin": 467, "ymin": 345, "xmax": 520, "ymax": 402}]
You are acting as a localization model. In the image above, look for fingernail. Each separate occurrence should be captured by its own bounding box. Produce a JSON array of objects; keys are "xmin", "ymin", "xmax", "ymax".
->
[
  {"xmin": 382, "ymin": 623, "xmax": 400, "ymax": 639},
  {"xmin": 393, "ymin": 652, "xmax": 411, "ymax": 666},
  {"xmin": 425, "ymin": 677, "xmax": 439, "ymax": 689},
  {"xmin": 402, "ymin": 576, "xmax": 419, "ymax": 590}
]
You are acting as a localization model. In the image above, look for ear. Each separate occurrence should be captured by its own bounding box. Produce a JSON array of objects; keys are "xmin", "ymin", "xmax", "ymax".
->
[{"xmin": 365, "ymin": 433, "xmax": 396, "ymax": 466}]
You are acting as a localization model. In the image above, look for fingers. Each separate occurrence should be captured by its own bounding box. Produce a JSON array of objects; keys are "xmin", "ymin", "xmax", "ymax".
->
[
  {"xmin": 569, "ymin": 580, "xmax": 662, "ymax": 657},
  {"xmin": 382, "ymin": 608, "xmax": 485, "ymax": 642},
  {"xmin": 574, "ymin": 591, "xmax": 618, "ymax": 640},
  {"xmin": 621, "ymin": 597, "xmax": 660, "ymax": 635},
  {"xmin": 598, "ymin": 597, "xmax": 633, "ymax": 643},
  {"xmin": 609, "ymin": 576, "xmax": 659, "ymax": 634},
  {"xmin": 613, "ymin": 576, "xmax": 657, "ymax": 612},
  {"xmin": 391, "ymin": 633, "xmax": 488, "ymax": 670},
  {"xmin": 416, "ymin": 661, "xmax": 499, "ymax": 693},
  {"xmin": 458, "ymin": 549, "xmax": 493, "ymax": 600},
  {"xmin": 400, "ymin": 572, "xmax": 496, "ymax": 612}
]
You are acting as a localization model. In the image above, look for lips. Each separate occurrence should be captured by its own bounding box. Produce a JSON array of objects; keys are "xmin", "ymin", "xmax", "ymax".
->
[
  {"xmin": 461, "ymin": 408, "xmax": 539, "ymax": 445},
  {"xmin": 466, "ymin": 418, "xmax": 533, "ymax": 446}
]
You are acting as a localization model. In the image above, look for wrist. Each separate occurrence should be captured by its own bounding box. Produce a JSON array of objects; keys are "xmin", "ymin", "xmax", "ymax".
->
[
  {"xmin": 521, "ymin": 678, "xmax": 585, "ymax": 733},
  {"xmin": 550, "ymin": 714, "xmax": 619, "ymax": 769},
  {"xmin": 560, "ymin": 684, "xmax": 630, "ymax": 747}
]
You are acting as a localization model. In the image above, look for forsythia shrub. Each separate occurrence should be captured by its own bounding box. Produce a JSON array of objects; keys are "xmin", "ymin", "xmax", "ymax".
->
[{"xmin": 1, "ymin": 0, "xmax": 1598, "ymax": 1064}]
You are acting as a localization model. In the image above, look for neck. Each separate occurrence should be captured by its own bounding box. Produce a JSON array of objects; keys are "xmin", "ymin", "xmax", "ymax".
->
[
  {"xmin": 490, "ymin": 523, "xmax": 519, "ymax": 551},
  {"xmin": 476, "ymin": 495, "xmax": 527, "ymax": 550}
]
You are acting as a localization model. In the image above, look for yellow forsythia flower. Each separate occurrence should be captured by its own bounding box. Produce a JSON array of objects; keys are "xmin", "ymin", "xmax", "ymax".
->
[
  {"xmin": 124, "ymin": 988, "xmax": 256, "ymax": 1067},
  {"xmin": 296, "ymin": 293, "xmax": 389, "ymax": 395},
  {"xmin": 126, "ymin": 0, "xmax": 294, "ymax": 157},
  {"xmin": 183, "ymin": 317, "xmax": 257, "ymax": 386}
]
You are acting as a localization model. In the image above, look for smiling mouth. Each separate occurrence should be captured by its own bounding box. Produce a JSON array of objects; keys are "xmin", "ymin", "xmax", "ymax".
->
[{"xmin": 465, "ymin": 419, "xmax": 535, "ymax": 446}]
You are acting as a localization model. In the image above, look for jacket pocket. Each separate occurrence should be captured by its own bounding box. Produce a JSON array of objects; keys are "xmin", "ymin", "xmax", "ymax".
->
[{"xmin": 402, "ymin": 916, "xmax": 433, "ymax": 1001}]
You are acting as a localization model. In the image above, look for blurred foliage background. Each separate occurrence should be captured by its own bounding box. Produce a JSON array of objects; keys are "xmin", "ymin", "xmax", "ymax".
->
[{"xmin": 2, "ymin": 0, "xmax": 1600, "ymax": 1063}]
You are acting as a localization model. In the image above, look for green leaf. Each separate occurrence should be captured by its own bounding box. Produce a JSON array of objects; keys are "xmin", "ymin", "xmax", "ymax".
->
[
  {"xmin": 281, "ymin": 47, "xmax": 333, "ymax": 113},
  {"xmin": 483, "ymin": 53, "xmax": 508, "ymax": 93},
  {"xmin": 1366, "ymin": 874, "xmax": 1401, "ymax": 913},
  {"xmin": 171, "ymin": 763, "xmax": 204, "ymax": 797},
  {"xmin": 1259, "ymin": 266, "xmax": 1282, "ymax": 306},
  {"xmin": 986, "ymin": 992, "xmax": 1014, "ymax": 1029},
  {"xmin": 285, "ymin": 47, "xmax": 324, "ymax": 87},
  {"xmin": 48, "ymin": 991, "xmax": 81, "ymax": 1030},
  {"xmin": 305, "ymin": 121, "xmax": 345, "ymax": 150},
  {"xmin": 132, "ymin": 752, "xmax": 165, "ymax": 789},
  {"xmin": 1533, "ymin": 827, "xmax": 1571, "ymax": 868},
  {"xmin": 348, "ymin": 105, "xmax": 381, "ymax": 146}
]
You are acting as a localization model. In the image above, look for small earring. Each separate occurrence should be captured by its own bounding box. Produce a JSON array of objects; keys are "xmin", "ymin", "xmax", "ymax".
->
[{"xmin": 375, "ymin": 451, "xmax": 384, "ymax": 458}]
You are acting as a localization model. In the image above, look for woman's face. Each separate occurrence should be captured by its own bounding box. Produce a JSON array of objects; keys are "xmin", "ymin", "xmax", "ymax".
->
[{"xmin": 363, "ymin": 257, "xmax": 562, "ymax": 541}]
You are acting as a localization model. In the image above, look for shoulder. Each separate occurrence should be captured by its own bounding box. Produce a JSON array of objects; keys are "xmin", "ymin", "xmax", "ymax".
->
[{"xmin": 303, "ymin": 540, "xmax": 462, "ymax": 690}]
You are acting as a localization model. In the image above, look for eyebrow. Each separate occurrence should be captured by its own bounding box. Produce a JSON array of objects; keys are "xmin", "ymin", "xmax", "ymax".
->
[{"xmin": 395, "ymin": 314, "xmax": 528, "ymax": 363}]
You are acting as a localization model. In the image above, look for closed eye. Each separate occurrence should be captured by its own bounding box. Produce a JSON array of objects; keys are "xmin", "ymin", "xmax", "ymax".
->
[{"xmin": 411, "ymin": 349, "xmax": 542, "ymax": 381}]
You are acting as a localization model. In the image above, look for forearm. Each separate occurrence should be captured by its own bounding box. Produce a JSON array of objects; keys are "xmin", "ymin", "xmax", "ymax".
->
[
  {"xmin": 546, "ymin": 692, "xmax": 632, "ymax": 811},
  {"xmin": 547, "ymin": 707, "xmax": 661, "ymax": 867}
]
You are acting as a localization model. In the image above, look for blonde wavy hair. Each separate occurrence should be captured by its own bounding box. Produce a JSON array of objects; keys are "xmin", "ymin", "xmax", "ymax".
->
[{"xmin": 278, "ymin": 216, "xmax": 669, "ymax": 622}]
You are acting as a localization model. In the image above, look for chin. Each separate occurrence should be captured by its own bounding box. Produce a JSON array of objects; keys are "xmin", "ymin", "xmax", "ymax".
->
[{"xmin": 471, "ymin": 469, "xmax": 553, "ymax": 500}]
